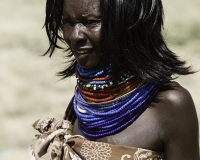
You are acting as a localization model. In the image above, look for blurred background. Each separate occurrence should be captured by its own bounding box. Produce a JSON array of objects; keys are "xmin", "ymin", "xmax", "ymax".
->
[{"xmin": 0, "ymin": 0, "xmax": 200, "ymax": 159}]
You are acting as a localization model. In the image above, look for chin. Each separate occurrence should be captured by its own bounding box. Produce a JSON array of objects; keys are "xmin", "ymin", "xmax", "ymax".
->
[{"xmin": 77, "ymin": 61, "xmax": 100, "ymax": 69}]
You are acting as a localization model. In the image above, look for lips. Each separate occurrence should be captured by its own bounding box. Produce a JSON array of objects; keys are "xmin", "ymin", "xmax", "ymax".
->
[
  {"xmin": 73, "ymin": 49, "xmax": 93, "ymax": 58},
  {"xmin": 75, "ymin": 50, "xmax": 92, "ymax": 54}
]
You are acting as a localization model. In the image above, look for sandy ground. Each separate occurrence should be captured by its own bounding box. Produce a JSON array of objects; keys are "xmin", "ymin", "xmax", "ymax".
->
[{"xmin": 0, "ymin": 0, "xmax": 200, "ymax": 159}]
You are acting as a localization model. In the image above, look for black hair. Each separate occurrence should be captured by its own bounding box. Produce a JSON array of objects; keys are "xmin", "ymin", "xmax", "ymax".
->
[{"xmin": 44, "ymin": 0, "xmax": 193, "ymax": 82}]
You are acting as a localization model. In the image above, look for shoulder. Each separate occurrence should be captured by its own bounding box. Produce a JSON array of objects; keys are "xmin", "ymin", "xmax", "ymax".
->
[
  {"xmin": 152, "ymin": 81, "xmax": 195, "ymax": 112},
  {"xmin": 159, "ymin": 81, "xmax": 196, "ymax": 118},
  {"xmin": 159, "ymin": 81, "xmax": 193, "ymax": 104},
  {"xmin": 155, "ymin": 81, "xmax": 198, "ymax": 134},
  {"xmin": 154, "ymin": 81, "xmax": 199, "ymax": 159}
]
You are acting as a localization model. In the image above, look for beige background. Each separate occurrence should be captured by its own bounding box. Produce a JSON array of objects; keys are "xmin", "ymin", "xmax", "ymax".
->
[{"xmin": 0, "ymin": 0, "xmax": 200, "ymax": 159}]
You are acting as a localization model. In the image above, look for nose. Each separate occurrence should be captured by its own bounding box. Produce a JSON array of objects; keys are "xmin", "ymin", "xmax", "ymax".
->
[{"xmin": 69, "ymin": 23, "xmax": 85, "ymax": 44}]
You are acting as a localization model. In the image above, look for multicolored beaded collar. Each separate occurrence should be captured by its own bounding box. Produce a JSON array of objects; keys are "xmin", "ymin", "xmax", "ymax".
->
[{"xmin": 73, "ymin": 65, "xmax": 164, "ymax": 138}]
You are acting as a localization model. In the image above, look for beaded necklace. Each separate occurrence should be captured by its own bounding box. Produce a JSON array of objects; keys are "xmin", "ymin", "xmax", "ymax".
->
[{"xmin": 73, "ymin": 65, "xmax": 164, "ymax": 138}]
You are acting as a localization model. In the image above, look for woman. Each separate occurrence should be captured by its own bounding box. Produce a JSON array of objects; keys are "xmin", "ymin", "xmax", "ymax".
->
[{"xmin": 31, "ymin": 0, "xmax": 199, "ymax": 159}]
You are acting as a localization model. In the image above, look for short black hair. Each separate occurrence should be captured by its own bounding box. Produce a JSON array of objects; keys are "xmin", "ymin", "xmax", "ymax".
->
[{"xmin": 44, "ymin": 0, "xmax": 193, "ymax": 82}]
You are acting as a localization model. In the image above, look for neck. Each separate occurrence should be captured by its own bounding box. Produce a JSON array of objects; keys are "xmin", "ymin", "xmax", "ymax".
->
[
  {"xmin": 76, "ymin": 64, "xmax": 143, "ymax": 103},
  {"xmin": 73, "ymin": 64, "xmax": 164, "ymax": 138}
]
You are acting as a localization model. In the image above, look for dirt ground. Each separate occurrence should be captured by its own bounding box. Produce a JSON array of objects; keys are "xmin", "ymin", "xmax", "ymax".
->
[{"xmin": 0, "ymin": 0, "xmax": 200, "ymax": 159}]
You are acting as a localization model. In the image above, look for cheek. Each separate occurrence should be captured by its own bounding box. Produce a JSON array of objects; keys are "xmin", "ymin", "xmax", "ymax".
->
[{"xmin": 90, "ymin": 27, "xmax": 101, "ymax": 47}]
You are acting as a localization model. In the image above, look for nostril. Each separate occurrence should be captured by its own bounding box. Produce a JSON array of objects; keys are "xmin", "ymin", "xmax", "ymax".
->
[{"xmin": 71, "ymin": 40, "xmax": 87, "ymax": 50}]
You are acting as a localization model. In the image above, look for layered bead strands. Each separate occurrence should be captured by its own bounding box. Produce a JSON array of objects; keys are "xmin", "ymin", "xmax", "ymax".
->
[{"xmin": 74, "ymin": 64, "xmax": 164, "ymax": 138}]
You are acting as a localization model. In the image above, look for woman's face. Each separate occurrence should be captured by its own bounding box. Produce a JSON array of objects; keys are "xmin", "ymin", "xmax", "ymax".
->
[{"xmin": 63, "ymin": 0, "xmax": 101, "ymax": 69}]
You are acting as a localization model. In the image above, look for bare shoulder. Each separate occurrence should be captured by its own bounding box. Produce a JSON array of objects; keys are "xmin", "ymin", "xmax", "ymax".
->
[
  {"xmin": 158, "ymin": 81, "xmax": 196, "ymax": 114},
  {"xmin": 155, "ymin": 81, "xmax": 198, "ymax": 135},
  {"xmin": 154, "ymin": 81, "xmax": 199, "ymax": 159},
  {"xmin": 157, "ymin": 81, "xmax": 197, "ymax": 119}
]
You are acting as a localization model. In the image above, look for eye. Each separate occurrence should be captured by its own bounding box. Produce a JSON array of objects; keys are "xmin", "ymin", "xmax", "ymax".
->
[
  {"xmin": 62, "ymin": 18, "xmax": 74, "ymax": 26},
  {"xmin": 82, "ymin": 20, "xmax": 101, "ymax": 26}
]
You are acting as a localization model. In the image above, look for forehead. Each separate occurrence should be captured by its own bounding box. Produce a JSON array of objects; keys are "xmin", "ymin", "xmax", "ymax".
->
[{"xmin": 63, "ymin": 0, "xmax": 100, "ymax": 18}]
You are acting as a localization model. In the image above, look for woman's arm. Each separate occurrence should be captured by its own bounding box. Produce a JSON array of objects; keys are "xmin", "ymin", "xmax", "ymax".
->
[{"xmin": 160, "ymin": 83, "xmax": 199, "ymax": 159}]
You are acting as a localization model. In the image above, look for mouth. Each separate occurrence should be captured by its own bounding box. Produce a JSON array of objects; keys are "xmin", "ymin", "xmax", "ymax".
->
[{"xmin": 73, "ymin": 49, "xmax": 93, "ymax": 58}]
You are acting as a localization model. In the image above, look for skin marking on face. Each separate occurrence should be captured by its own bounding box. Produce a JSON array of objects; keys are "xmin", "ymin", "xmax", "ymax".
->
[{"xmin": 63, "ymin": 0, "xmax": 101, "ymax": 69}]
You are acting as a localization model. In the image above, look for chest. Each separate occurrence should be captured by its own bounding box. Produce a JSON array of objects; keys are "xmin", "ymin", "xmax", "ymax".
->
[{"xmin": 72, "ymin": 107, "xmax": 164, "ymax": 152}]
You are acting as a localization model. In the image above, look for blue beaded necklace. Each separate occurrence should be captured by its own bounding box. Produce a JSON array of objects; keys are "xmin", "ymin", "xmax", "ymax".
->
[{"xmin": 73, "ymin": 65, "xmax": 164, "ymax": 138}]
